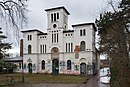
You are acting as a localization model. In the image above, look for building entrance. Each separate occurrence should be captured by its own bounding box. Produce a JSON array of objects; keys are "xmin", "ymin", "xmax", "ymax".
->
[
  {"xmin": 28, "ymin": 63, "xmax": 32, "ymax": 73},
  {"xmin": 51, "ymin": 47, "xmax": 59, "ymax": 74},
  {"xmin": 80, "ymin": 63, "xmax": 86, "ymax": 74},
  {"xmin": 52, "ymin": 59, "xmax": 59, "ymax": 74}
]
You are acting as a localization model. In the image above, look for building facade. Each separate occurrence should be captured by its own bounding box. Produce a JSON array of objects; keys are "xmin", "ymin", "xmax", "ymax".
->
[{"xmin": 21, "ymin": 6, "xmax": 100, "ymax": 75}]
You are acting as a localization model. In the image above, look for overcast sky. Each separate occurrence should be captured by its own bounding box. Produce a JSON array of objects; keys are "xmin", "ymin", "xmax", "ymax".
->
[{"xmin": 26, "ymin": 0, "xmax": 107, "ymax": 32}]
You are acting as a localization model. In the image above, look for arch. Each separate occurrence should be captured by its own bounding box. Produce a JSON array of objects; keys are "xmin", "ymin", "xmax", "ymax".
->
[
  {"xmin": 28, "ymin": 45, "xmax": 32, "ymax": 54},
  {"xmin": 28, "ymin": 63, "xmax": 32, "ymax": 73},
  {"xmin": 80, "ymin": 29, "xmax": 82, "ymax": 36},
  {"xmin": 79, "ymin": 58, "xmax": 87, "ymax": 63},
  {"xmin": 80, "ymin": 63, "xmax": 87, "ymax": 74},
  {"xmin": 67, "ymin": 60, "xmax": 71, "ymax": 70},
  {"xmin": 80, "ymin": 41, "xmax": 86, "ymax": 51},
  {"xmin": 83, "ymin": 29, "xmax": 86, "ymax": 36},
  {"xmin": 51, "ymin": 47, "xmax": 59, "ymax": 60},
  {"xmin": 41, "ymin": 60, "xmax": 45, "ymax": 70}
]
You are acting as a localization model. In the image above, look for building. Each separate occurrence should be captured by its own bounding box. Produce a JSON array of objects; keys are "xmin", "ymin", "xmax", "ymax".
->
[{"xmin": 21, "ymin": 6, "xmax": 100, "ymax": 75}]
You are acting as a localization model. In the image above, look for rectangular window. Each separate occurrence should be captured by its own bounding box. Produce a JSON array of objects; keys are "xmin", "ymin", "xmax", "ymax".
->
[
  {"xmin": 28, "ymin": 35, "xmax": 29, "ymax": 40},
  {"xmin": 57, "ymin": 13, "xmax": 59, "ymax": 19},
  {"xmin": 52, "ymin": 34, "xmax": 53, "ymax": 43},
  {"xmin": 45, "ymin": 45, "xmax": 46, "ymax": 53},
  {"xmin": 54, "ymin": 34, "xmax": 56, "ymax": 42},
  {"xmin": 40, "ymin": 45, "xmax": 42, "ymax": 53},
  {"xmin": 51, "ymin": 14, "xmax": 53, "ymax": 22},
  {"xmin": 66, "ymin": 43, "xmax": 67, "ymax": 52},
  {"xmin": 54, "ymin": 13, "xmax": 56, "ymax": 21},
  {"xmin": 71, "ymin": 43, "xmax": 73, "ymax": 52},
  {"xmin": 30, "ymin": 35, "xmax": 32, "ymax": 40},
  {"xmin": 57, "ymin": 33, "xmax": 58, "ymax": 42},
  {"xmin": 43, "ymin": 45, "xmax": 44, "ymax": 53},
  {"xmin": 68, "ymin": 43, "xmax": 70, "ymax": 52}
]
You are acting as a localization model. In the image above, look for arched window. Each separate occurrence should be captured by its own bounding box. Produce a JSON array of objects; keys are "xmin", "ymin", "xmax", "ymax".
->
[
  {"xmin": 28, "ymin": 45, "xmax": 32, "ymax": 54},
  {"xmin": 83, "ymin": 29, "xmax": 86, "ymax": 36},
  {"xmin": 67, "ymin": 60, "xmax": 71, "ymax": 70},
  {"xmin": 41, "ymin": 60, "xmax": 45, "ymax": 70},
  {"xmin": 80, "ymin": 41, "xmax": 86, "ymax": 51},
  {"xmin": 80, "ymin": 30, "xmax": 82, "ymax": 36}
]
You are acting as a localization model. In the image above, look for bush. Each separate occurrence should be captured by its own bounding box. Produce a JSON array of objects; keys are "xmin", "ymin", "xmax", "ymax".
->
[{"xmin": 0, "ymin": 60, "xmax": 17, "ymax": 73}]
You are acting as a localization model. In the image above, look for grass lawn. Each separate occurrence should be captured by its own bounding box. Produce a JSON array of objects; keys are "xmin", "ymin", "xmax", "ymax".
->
[{"xmin": 0, "ymin": 73, "xmax": 87, "ymax": 86}]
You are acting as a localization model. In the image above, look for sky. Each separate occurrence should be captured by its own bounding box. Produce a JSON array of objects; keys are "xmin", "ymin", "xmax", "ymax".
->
[{"xmin": 26, "ymin": 0, "xmax": 107, "ymax": 32}]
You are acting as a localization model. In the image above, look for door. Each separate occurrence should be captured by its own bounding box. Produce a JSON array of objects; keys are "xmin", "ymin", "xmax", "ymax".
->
[
  {"xmin": 80, "ymin": 63, "xmax": 86, "ymax": 74},
  {"xmin": 28, "ymin": 63, "xmax": 32, "ymax": 73},
  {"xmin": 52, "ymin": 59, "xmax": 59, "ymax": 75}
]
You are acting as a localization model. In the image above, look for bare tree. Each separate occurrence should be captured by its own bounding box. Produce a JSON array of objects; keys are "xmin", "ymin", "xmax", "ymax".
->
[{"xmin": 0, "ymin": 0, "xmax": 28, "ymax": 44}]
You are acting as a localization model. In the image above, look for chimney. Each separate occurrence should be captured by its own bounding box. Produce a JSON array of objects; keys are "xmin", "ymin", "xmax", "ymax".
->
[{"xmin": 20, "ymin": 39, "xmax": 23, "ymax": 57}]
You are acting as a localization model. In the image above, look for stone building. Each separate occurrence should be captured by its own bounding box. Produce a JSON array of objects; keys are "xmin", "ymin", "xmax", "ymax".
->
[{"xmin": 21, "ymin": 6, "xmax": 100, "ymax": 75}]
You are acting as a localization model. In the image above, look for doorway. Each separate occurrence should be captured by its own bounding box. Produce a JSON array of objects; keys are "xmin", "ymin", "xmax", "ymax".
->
[
  {"xmin": 52, "ymin": 59, "xmax": 59, "ymax": 74},
  {"xmin": 28, "ymin": 63, "xmax": 32, "ymax": 73},
  {"xmin": 80, "ymin": 63, "xmax": 86, "ymax": 74}
]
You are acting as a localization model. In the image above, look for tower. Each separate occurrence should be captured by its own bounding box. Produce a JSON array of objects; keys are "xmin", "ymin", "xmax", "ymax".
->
[
  {"xmin": 45, "ymin": 6, "xmax": 70, "ymax": 52},
  {"xmin": 45, "ymin": 6, "xmax": 70, "ymax": 31}
]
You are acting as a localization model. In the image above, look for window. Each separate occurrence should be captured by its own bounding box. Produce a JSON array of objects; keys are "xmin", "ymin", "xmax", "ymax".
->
[
  {"xmin": 80, "ymin": 30, "xmax": 82, "ymax": 36},
  {"xmin": 67, "ymin": 60, "xmax": 71, "ymax": 70},
  {"xmin": 43, "ymin": 45, "xmax": 44, "ymax": 53},
  {"xmin": 66, "ymin": 43, "xmax": 67, "ymax": 52},
  {"xmin": 80, "ymin": 41, "xmax": 86, "ymax": 51},
  {"xmin": 57, "ymin": 13, "xmax": 59, "ymax": 19},
  {"xmin": 41, "ymin": 60, "xmax": 45, "ymax": 70},
  {"xmin": 83, "ymin": 29, "xmax": 86, "ymax": 36},
  {"xmin": 68, "ymin": 43, "xmax": 70, "ymax": 52},
  {"xmin": 28, "ymin": 35, "xmax": 32, "ymax": 40},
  {"xmin": 54, "ymin": 13, "xmax": 56, "ymax": 21},
  {"xmin": 45, "ymin": 45, "xmax": 46, "ymax": 53},
  {"xmin": 52, "ymin": 34, "xmax": 53, "ymax": 43},
  {"xmin": 28, "ymin": 35, "xmax": 29, "ymax": 40},
  {"xmin": 40, "ymin": 45, "xmax": 42, "ymax": 53},
  {"xmin": 71, "ymin": 43, "xmax": 73, "ymax": 52},
  {"xmin": 54, "ymin": 34, "xmax": 56, "ymax": 42},
  {"xmin": 51, "ymin": 14, "xmax": 53, "ymax": 22},
  {"xmin": 57, "ymin": 33, "xmax": 58, "ymax": 42},
  {"xmin": 30, "ymin": 35, "xmax": 32, "ymax": 40},
  {"xmin": 28, "ymin": 45, "xmax": 32, "ymax": 54}
]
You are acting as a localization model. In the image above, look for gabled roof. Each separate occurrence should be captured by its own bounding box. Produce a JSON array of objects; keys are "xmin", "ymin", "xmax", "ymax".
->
[
  {"xmin": 72, "ymin": 23, "xmax": 97, "ymax": 31},
  {"xmin": 45, "ymin": 6, "xmax": 70, "ymax": 15},
  {"xmin": 21, "ymin": 29, "xmax": 43, "ymax": 33}
]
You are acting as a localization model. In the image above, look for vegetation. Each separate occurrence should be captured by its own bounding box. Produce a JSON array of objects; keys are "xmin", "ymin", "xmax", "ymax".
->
[
  {"xmin": 0, "ymin": 73, "xmax": 86, "ymax": 86},
  {"xmin": 96, "ymin": 0, "xmax": 130, "ymax": 87},
  {"xmin": 0, "ymin": 0, "xmax": 28, "ymax": 43},
  {"xmin": 0, "ymin": 28, "xmax": 17, "ymax": 73}
]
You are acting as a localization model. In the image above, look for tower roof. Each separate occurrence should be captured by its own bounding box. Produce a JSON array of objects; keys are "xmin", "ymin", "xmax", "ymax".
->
[
  {"xmin": 72, "ymin": 23, "xmax": 97, "ymax": 31},
  {"xmin": 45, "ymin": 6, "xmax": 70, "ymax": 15}
]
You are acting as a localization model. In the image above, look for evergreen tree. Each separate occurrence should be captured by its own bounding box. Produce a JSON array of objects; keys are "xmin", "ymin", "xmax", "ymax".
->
[{"xmin": 96, "ymin": 0, "xmax": 130, "ymax": 87}]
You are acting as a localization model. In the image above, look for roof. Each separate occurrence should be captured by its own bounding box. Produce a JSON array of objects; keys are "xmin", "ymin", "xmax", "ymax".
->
[
  {"xmin": 45, "ymin": 6, "xmax": 70, "ymax": 15},
  {"xmin": 72, "ymin": 23, "xmax": 97, "ymax": 31},
  {"xmin": 38, "ymin": 32, "xmax": 47, "ymax": 35},
  {"xmin": 21, "ymin": 29, "xmax": 43, "ymax": 33},
  {"xmin": 4, "ymin": 56, "xmax": 23, "ymax": 62},
  {"xmin": 63, "ymin": 30, "xmax": 74, "ymax": 33}
]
